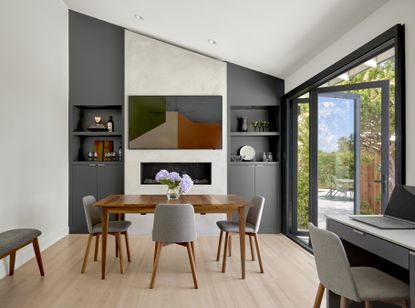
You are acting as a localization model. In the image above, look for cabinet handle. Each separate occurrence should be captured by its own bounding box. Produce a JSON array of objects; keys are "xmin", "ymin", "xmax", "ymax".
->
[
  {"xmin": 98, "ymin": 164, "xmax": 105, "ymax": 167},
  {"xmin": 88, "ymin": 164, "xmax": 97, "ymax": 167},
  {"xmin": 352, "ymin": 229, "xmax": 365, "ymax": 236}
]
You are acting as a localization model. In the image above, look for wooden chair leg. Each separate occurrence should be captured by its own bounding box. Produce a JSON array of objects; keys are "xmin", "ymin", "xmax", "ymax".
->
[
  {"xmin": 249, "ymin": 235, "xmax": 255, "ymax": 261},
  {"xmin": 364, "ymin": 301, "xmax": 372, "ymax": 308},
  {"xmin": 150, "ymin": 242, "xmax": 162, "ymax": 289},
  {"xmin": 124, "ymin": 232, "xmax": 131, "ymax": 262},
  {"xmin": 228, "ymin": 234, "xmax": 232, "ymax": 257},
  {"xmin": 253, "ymin": 234, "xmax": 264, "ymax": 273},
  {"xmin": 116, "ymin": 233, "xmax": 124, "ymax": 274},
  {"xmin": 115, "ymin": 235, "xmax": 118, "ymax": 258},
  {"xmin": 32, "ymin": 238, "xmax": 45, "ymax": 276},
  {"xmin": 340, "ymin": 296, "xmax": 349, "ymax": 308},
  {"xmin": 216, "ymin": 230, "xmax": 223, "ymax": 261},
  {"xmin": 9, "ymin": 251, "xmax": 16, "ymax": 276},
  {"xmin": 186, "ymin": 242, "xmax": 199, "ymax": 289},
  {"xmin": 222, "ymin": 232, "xmax": 229, "ymax": 273},
  {"xmin": 81, "ymin": 234, "xmax": 93, "ymax": 273},
  {"xmin": 94, "ymin": 234, "xmax": 100, "ymax": 261},
  {"xmin": 153, "ymin": 242, "xmax": 157, "ymax": 265},
  {"xmin": 190, "ymin": 241, "xmax": 196, "ymax": 265},
  {"xmin": 313, "ymin": 283, "xmax": 325, "ymax": 308}
]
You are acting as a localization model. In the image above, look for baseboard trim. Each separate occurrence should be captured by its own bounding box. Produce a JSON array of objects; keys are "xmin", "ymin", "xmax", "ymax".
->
[{"xmin": 0, "ymin": 226, "xmax": 69, "ymax": 279}]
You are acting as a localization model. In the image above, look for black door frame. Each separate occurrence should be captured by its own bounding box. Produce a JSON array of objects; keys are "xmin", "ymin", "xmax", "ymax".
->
[
  {"xmin": 281, "ymin": 25, "xmax": 405, "ymax": 247},
  {"xmin": 291, "ymin": 97, "xmax": 310, "ymax": 236}
]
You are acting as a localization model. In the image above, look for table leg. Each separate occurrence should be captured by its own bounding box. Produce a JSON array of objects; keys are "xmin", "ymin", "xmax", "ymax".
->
[
  {"xmin": 238, "ymin": 207, "xmax": 246, "ymax": 279},
  {"xmin": 101, "ymin": 208, "xmax": 109, "ymax": 280}
]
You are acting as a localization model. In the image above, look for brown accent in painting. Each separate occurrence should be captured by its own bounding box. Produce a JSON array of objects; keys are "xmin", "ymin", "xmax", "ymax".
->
[{"xmin": 177, "ymin": 113, "xmax": 222, "ymax": 149}]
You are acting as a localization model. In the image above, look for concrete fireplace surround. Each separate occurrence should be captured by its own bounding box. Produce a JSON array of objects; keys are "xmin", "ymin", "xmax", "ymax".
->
[{"xmin": 124, "ymin": 30, "xmax": 227, "ymax": 234}]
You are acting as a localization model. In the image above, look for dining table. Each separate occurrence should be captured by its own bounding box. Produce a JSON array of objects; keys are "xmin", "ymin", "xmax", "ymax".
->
[{"xmin": 94, "ymin": 194, "xmax": 252, "ymax": 280}]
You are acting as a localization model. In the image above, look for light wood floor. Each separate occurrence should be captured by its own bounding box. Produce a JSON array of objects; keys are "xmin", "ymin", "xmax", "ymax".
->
[{"xmin": 0, "ymin": 234, "xmax": 323, "ymax": 308}]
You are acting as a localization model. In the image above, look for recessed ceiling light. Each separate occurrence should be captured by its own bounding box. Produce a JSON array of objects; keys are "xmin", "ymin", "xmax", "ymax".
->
[
  {"xmin": 134, "ymin": 14, "xmax": 144, "ymax": 20},
  {"xmin": 208, "ymin": 39, "xmax": 217, "ymax": 45}
]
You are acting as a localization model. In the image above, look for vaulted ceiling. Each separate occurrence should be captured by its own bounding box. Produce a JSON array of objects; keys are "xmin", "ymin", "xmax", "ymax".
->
[{"xmin": 63, "ymin": 0, "xmax": 388, "ymax": 78}]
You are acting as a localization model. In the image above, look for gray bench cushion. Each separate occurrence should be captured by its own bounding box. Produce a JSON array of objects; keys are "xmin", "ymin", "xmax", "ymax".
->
[
  {"xmin": 0, "ymin": 229, "xmax": 41, "ymax": 257},
  {"xmin": 92, "ymin": 221, "xmax": 132, "ymax": 234},
  {"xmin": 216, "ymin": 221, "xmax": 255, "ymax": 233}
]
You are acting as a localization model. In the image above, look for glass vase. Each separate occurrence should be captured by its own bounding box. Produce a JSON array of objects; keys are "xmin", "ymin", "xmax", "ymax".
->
[{"xmin": 166, "ymin": 187, "xmax": 181, "ymax": 200}]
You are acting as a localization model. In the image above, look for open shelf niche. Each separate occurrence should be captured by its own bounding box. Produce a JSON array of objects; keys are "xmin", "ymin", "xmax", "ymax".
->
[
  {"xmin": 71, "ymin": 105, "xmax": 123, "ymax": 163},
  {"xmin": 230, "ymin": 105, "xmax": 280, "ymax": 163}
]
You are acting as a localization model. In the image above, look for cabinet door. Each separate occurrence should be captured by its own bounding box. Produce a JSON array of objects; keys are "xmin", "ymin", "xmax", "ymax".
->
[
  {"xmin": 97, "ymin": 164, "xmax": 123, "ymax": 199},
  {"xmin": 71, "ymin": 164, "xmax": 97, "ymax": 233},
  {"xmin": 230, "ymin": 165, "xmax": 255, "ymax": 220},
  {"xmin": 230, "ymin": 165, "xmax": 255, "ymax": 200},
  {"xmin": 255, "ymin": 164, "xmax": 280, "ymax": 233}
]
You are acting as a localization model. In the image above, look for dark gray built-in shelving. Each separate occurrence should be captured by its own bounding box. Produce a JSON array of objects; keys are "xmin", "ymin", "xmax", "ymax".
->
[
  {"xmin": 227, "ymin": 63, "xmax": 284, "ymax": 234},
  {"xmin": 69, "ymin": 11, "xmax": 125, "ymax": 233}
]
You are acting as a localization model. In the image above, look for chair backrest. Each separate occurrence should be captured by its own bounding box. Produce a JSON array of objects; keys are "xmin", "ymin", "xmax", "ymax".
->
[
  {"xmin": 246, "ymin": 195, "xmax": 265, "ymax": 233},
  {"xmin": 82, "ymin": 195, "xmax": 101, "ymax": 234},
  {"xmin": 152, "ymin": 204, "xmax": 197, "ymax": 243},
  {"xmin": 308, "ymin": 223, "xmax": 360, "ymax": 302}
]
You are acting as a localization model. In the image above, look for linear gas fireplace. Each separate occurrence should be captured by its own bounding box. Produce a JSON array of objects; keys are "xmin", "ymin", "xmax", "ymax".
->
[{"xmin": 141, "ymin": 162, "xmax": 212, "ymax": 185}]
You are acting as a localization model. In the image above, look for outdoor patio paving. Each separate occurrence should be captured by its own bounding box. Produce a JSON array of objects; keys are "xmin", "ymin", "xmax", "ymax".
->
[{"xmin": 318, "ymin": 188, "xmax": 354, "ymax": 229}]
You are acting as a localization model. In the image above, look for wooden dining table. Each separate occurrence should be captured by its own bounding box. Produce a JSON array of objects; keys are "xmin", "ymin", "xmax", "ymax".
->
[{"xmin": 94, "ymin": 194, "xmax": 252, "ymax": 280}]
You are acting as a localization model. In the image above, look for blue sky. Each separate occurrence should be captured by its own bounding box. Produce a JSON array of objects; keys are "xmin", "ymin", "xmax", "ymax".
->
[{"xmin": 318, "ymin": 96, "xmax": 355, "ymax": 152}]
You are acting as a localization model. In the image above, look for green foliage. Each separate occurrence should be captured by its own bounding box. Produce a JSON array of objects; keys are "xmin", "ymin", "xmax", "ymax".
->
[{"xmin": 360, "ymin": 201, "xmax": 374, "ymax": 215}]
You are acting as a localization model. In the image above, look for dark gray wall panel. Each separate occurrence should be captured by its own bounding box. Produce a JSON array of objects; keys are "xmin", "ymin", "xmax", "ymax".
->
[
  {"xmin": 227, "ymin": 63, "xmax": 284, "ymax": 106},
  {"xmin": 69, "ymin": 11, "xmax": 125, "ymax": 234},
  {"xmin": 69, "ymin": 10, "xmax": 124, "ymax": 106}
]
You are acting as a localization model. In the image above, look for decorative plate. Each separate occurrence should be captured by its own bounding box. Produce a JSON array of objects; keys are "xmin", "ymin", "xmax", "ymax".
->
[{"xmin": 239, "ymin": 145, "xmax": 256, "ymax": 161}]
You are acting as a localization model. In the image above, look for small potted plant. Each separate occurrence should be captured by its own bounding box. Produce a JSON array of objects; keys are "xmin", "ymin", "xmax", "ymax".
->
[
  {"xmin": 252, "ymin": 121, "xmax": 260, "ymax": 131},
  {"xmin": 261, "ymin": 120, "xmax": 270, "ymax": 132},
  {"xmin": 155, "ymin": 169, "xmax": 193, "ymax": 200}
]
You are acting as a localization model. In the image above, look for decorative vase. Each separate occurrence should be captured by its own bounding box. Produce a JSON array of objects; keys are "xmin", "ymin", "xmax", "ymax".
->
[
  {"xmin": 238, "ymin": 117, "xmax": 248, "ymax": 132},
  {"xmin": 166, "ymin": 187, "xmax": 181, "ymax": 200}
]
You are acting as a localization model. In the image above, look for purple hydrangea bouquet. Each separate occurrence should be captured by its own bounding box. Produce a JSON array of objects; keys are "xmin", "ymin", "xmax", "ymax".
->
[{"xmin": 155, "ymin": 169, "xmax": 193, "ymax": 200}]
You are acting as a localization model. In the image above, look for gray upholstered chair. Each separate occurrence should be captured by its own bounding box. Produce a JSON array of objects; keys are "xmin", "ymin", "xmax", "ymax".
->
[
  {"xmin": 150, "ymin": 203, "xmax": 198, "ymax": 289},
  {"xmin": 216, "ymin": 195, "xmax": 265, "ymax": 273},
  {"xmin": 81, "ymin": 195, "xmax": 132, "ymax": 274},
  {"xmin": 308, "ymin": 223, "xmax": 410, "ymax": 308}
]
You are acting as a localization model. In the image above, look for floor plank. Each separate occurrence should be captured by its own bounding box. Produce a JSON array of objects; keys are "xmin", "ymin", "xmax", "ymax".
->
[{"xmin": 0, "ymin": 234, "xmax": 323, "ymax": 308}]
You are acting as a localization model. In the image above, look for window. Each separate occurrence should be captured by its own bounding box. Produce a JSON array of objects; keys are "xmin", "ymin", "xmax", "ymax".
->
[{"xmin": 282, "ymin": 25, "xmax": 405, "ymax": 246}]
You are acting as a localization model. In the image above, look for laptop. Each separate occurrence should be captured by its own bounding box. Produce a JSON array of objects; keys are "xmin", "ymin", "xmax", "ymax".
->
[{"xmin": 350, "ymin": 184, "xmax": 415, "ymax": 229}]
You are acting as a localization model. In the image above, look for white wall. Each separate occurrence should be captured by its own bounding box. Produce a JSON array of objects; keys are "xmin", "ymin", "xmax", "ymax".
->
[
  {"xmin": 0, "ymin": 0, "xmax": 68, "ymax": 278},
  {"xmin": 285, "ymin": 0, "xmax": 415, "ymax": 184},
  {"xmin": 125, "ymin": 30, "xmax": 227, "ymax": 234}
]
